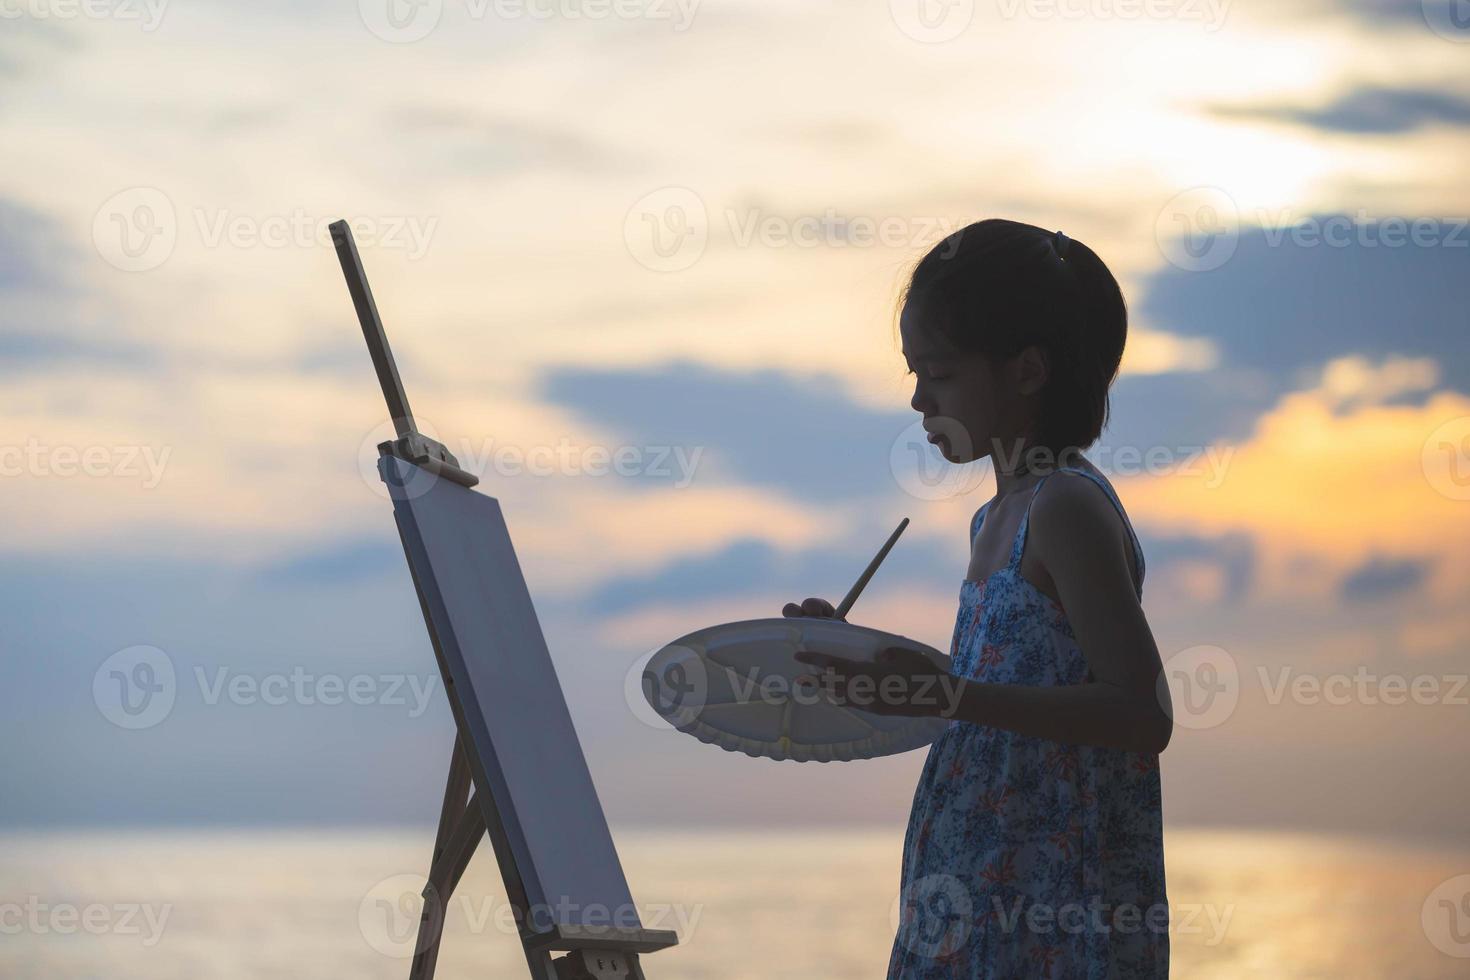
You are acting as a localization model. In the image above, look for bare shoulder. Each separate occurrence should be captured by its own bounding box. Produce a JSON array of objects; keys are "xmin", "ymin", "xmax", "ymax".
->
[{"xmin": 1028, "ymin": 470, "xmax": 1137, "ymax": 581}]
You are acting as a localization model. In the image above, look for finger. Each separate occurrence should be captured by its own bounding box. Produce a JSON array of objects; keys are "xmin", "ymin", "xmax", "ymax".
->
[
  {"xmin": 800, "ymin": 597, "xmax": 835, "ymax": 618},
  {"xmin": 782, "ymin": 602, "xmax": 802, "ymax": 618}
]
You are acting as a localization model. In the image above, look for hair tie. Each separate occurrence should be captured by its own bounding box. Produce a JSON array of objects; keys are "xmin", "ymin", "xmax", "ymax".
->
[{"xmin": 1053, "ymin": 230, "xmax": 1071, "ymax": 259}]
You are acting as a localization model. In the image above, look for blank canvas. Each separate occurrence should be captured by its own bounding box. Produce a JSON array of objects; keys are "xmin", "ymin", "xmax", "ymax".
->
[{"xmin": 380, "ymin": 454, "xmax": 641, "ymax": 931}]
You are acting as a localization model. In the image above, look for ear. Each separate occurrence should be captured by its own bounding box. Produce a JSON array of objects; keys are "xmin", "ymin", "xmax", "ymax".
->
[{"xmin": 1014, "ymin": 345, "xmax": 1050, "ymax": 396}]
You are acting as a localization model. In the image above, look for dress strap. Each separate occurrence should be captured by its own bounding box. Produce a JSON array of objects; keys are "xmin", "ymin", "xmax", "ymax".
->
[
  {"xmin": 1007, "ymin": 464, "xmax": 1146, "ymax": 596},
  {"xmin": 969, "ymin": 500, "xmax": 992, "ymax": 547},
  {"xmin": 1007, "ymin": 476, "xmax": 1053, "ymax": 569}
]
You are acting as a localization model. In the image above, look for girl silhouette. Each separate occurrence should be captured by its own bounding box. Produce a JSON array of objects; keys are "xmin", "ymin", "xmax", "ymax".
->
[{"xmin": 792, "ymin": 219, "xmax": 1171, "ymax": 978}]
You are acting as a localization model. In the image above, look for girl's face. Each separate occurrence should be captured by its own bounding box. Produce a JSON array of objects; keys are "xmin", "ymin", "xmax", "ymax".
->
[{"xmin": 899, "ymin": 298, "xmax": 1043, "ymax": 465}]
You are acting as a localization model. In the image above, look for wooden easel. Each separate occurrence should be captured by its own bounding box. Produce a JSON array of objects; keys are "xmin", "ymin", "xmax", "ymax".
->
[{"xmin": 330, "ymin": 220, "xmax": 678, "ymax": 980}]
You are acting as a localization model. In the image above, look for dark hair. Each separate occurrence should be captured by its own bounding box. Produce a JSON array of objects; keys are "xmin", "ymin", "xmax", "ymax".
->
[{"xmin": 898, "ymin": 218, "xmax": 1127, "ymax": 457}]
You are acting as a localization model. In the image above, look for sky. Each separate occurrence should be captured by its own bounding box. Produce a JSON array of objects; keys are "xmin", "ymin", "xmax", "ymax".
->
[{"xmin": 0, "ymin": 0, "xmax": 1468, "ymax": 842}]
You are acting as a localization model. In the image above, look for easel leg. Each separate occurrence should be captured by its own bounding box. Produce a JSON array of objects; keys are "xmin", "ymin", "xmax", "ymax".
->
[{"xmin": 408, "ymin": 736, "xmax": 473, "ymax": 980}]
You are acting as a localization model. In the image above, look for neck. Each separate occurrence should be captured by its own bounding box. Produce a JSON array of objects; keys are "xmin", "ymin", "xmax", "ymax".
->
[{"xmin": 990, "ymin": 440, "xmax": 1081, "ymax": 499}]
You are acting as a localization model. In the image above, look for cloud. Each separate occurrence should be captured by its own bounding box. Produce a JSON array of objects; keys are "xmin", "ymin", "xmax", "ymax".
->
[
  {"xmin": 255, "ymin": 537, "xmax": 401, "ymax": 586},
  {"xmin": 1140, "ymin": 530, "xmax": 1256, "ymax": 605},
  {"xmin": 1335, "ymin": 0, "xmax": 1446, "ymax": 28},
  {"xmin": 539, "ymin": 360, "xmax": 913, "ymax": 500},
  {"xmin": 381, "ymin": 105, "xmax": 635, "ymax": 176},
  {"xmin": 1339, "ymin": 553, "xmax": 1434, "ymax": 600},
  {"xmin": 1140, "ymin": 219, "xmax": 1470, "ymax": 401},
  {"xmin": 1120, "ymin": 360, "xmax": 1470, "ymax": 602},
  {"xmin": 1211, "ymin": 85, "xmax": 1470, "ymax": 135},
  {"xmin": 577, "ymin": 531, "xmax": 959, "ymax": 619},
  {"xmin": 0, "ymin": 198, "xmax": 157, "ymax": 372},
  {"xmin": 0, "ymin": 198, "xmax": 72, "ymax": 289}
]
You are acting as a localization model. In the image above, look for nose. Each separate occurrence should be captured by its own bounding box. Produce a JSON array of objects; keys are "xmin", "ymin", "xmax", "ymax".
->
[{"xmin": 910, "ymin": 381, "xmax": 933, "ymax": 416}]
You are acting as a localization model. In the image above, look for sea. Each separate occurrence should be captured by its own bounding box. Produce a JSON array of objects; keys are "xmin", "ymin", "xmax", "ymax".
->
[{"xmin": 1, "ymin": 827, "xmax": 1466, "ymax": 978}]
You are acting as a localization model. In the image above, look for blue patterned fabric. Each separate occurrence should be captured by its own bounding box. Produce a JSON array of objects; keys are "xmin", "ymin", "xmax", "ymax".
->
[{"xmin": 887, "ymin": 458, "xmax": 1168, "ymax": 979}]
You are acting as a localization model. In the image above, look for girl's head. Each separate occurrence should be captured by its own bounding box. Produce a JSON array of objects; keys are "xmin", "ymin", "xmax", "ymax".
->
[{"xmin": 898, "ymin": 218, "xmax": 1127, "ymax": 472}]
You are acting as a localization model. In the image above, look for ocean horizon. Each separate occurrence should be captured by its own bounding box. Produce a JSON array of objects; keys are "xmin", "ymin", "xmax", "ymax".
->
[{"xmin": 2, "ymin": 825, "xmax": 1465, "ymax": 978}]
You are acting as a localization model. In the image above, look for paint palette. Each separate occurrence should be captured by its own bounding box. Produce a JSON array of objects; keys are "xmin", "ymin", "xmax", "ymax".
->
[{"xmin": 641, "ymin": 618, "xmax": 951, "ymax": 762}]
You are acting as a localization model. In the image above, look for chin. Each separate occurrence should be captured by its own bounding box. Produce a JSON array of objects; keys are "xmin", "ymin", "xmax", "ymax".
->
[{"xmin": 936, "ymin": 440, "xmax": 975, "ymax": 464}]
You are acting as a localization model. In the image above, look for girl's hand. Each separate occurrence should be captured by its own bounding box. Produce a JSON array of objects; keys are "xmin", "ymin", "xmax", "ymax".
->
[
  {"xmin": 781, "ymin": 596, "xmax": 841, "ymax": 620},
  {"xmin": 794, "ymin": 646, "xmax": 960, "ymax": 718}
]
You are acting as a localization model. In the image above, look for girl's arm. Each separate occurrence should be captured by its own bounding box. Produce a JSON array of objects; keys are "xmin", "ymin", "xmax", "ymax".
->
[
  {"xmin": 945, "ymin": 474, "xmax": 1173, "ymax": 754},
  {"xmin": 797, "ymin": 475, "xmax": 1173, "ymax": 754}
]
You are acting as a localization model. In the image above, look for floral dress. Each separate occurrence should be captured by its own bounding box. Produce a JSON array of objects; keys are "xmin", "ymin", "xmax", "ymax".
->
[{"xmin": 888, "ymin": 459, "xmax": 1168, "ymax": 979}]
